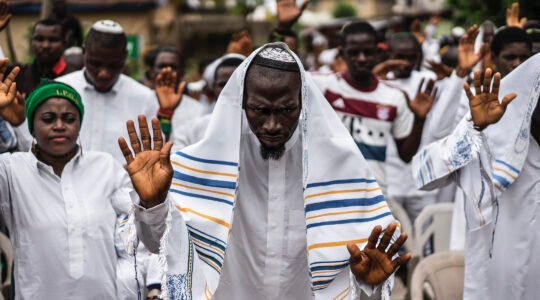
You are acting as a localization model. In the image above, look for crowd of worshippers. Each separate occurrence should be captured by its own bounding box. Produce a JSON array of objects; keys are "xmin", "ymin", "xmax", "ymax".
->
[{"xmin": 0, "ymin": 0, "xmax": 539, "ymax": 299}]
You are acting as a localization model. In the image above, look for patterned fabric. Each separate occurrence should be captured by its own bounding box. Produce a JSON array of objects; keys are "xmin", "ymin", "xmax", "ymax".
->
[
  {"xmin": 413, "ymin": 52, "xmax": 540, "ymax": 230},
  {"xmin": 159, "ymin": 43, "xmax": 398, "ymax": 299}
]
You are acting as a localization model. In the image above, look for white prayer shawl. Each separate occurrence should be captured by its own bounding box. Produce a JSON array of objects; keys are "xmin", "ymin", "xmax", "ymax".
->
[
  {"xmin": 412, "ymin": 53, "xmax": 540, "ymax": 297},
  {"xmin": 157, "ymin": 43, "xmax": 398, "ymax": 299}
]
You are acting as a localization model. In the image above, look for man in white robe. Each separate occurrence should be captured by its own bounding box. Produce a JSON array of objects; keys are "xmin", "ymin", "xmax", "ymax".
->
[
  {"xmin": 119, "ymin": 43, "xmax": 412, "ymax": 299},
  {"xmin": 412, "ymin": 53, "xmax": 540, "ymax": 299}
]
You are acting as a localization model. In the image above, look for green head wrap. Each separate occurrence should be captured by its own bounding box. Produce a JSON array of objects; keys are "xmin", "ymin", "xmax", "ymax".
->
[{"xmin": 25, "ymin": 81, "xmax": 84, "ymax": 132}]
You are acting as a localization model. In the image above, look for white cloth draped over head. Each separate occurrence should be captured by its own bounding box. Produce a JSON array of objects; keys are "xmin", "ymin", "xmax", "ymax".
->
[
  {"xmin": 158, "ymin": 42, "xmax": 397, "ymax": 299},
  {"xmin": 413, "ymin": 52, "xmax": 540, "ymax": 233}
]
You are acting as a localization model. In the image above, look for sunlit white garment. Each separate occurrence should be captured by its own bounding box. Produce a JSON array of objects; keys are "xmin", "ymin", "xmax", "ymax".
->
[
  {"xmin": 0, "ymin": 150, "xmax": 133, "ymax": 299},
  {"xmin": 171, "ymin": 114, "xmax": 211, "ymax": 152},
  {"xmin": 383, "ymin": 70, "xmax": 438, "ymax": 221},
  {"xmin": 170, "ymin": 95, "xmax": 207, "ymax": 143}
]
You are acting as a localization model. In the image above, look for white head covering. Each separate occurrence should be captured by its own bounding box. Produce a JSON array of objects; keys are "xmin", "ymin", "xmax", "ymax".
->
[
  {"xmin": 202, "ymin": 53, "xmax": 246, "ymax": 88},
  {"xmin": 158, "ymin": 42, "xmax": 397, "ymax": 299},
  {"xmin": 91, "ymin": 20, "xmax": 124, "ymax": 34}
]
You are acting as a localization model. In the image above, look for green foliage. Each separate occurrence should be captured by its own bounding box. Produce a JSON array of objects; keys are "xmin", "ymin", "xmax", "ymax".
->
[
  {"xmin": 332, "ymin": 0, "xmax": 357, "ymax": 19},
  {"xmin": 449, "ymin": 0, "xmax": 540, "ymax": 28}
]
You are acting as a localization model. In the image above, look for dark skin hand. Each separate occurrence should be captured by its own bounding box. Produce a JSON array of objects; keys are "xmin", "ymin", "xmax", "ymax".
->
[
  {"xmin": 0, "ymin": 58, "xmax": 25, "ymax": 126},
  {"xmin": 348, "ymin": 223, "xmax": 411, "ymax": 285},
  {"xmin": 395, "ymin": 78, "xmax": 437, "ymax": 162},
  {"xmin": 456, "ymin": 25, "xmax": 489, "ymax": 78},
  {"xmin": 276, "ymin": 0, "xmax": 309, "ymax": 31},
  {"xmin": 465, "ymin": 68, "xmax": 516, "ymax": 131},
  {"xmin": 0, "ymin": 0, "xmax": 11, "ymax": 31},
  {"xmin": 424, "ymin": 59, "xmax": 453, "ymax": 81},
  {"xmin": 372, "ymin": 59, "xmax": 408, "ymax": 80},
  {"xmin": 118, "ymin": 115, "xmax": 174, "ymax": 208},
  {"xmin": 155, "ymin": 67, "xmax": 186, "ymax": 111}
]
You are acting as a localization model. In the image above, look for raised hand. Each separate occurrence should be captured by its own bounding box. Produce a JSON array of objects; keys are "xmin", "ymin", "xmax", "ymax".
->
[
  {"xmin": 409, "ymin": 78, "xmax": 437, "ymax": 119},
  {"xmin": 277, "ymin": 0, "xmax": 309, "ymax": 31},
  {"xmin": 348, "ymin": 223, "xmax": 411, "ymax": 285},
  {"xmin": 155, "ymin": 67, "xmax": 186, "ymax": 110},
  {"xmin": 0, "ymin": 58, "xmax": 19, "ymax": 109},
  {"xmin": 424, "ymin": 59, "xmax": 453, "ymax": 81},
  {"xmin": 506, "ymin": 2, "xmax": 527, "ymax": 28},
  {"xmin": 456, "ymin": 25, "xmax": 489, "ymax": 78},
  {"xmin": 0, "ymin": 0, "xmax": 12, "ymax": 31},
  {"xmin": 226, "ymin": 29, "xmax": 253, "ymax": 57},
  {"xmin": 409, "ymin": 19, "xmax": 425, "ymax": 44},
  {"xmin": 373, "ymin": 59, "xmax": 408, "ymax": 80},
  {"xmin": 465, "ymin": 68, "xmax": 516, "ymax": 131},
  {"xmin": 118, "ymin": 115, "xmax": 174, "ymax": 208}
]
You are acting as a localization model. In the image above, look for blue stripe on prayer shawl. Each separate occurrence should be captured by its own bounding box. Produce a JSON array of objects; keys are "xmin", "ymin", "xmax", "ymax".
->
[
  {"xmin": 195, "ymin": 250, "xmax": 223, "ymax": 273},
  {"xmin": 170, "ymin": 189, "xmax": 234, "ymax": 206},
  {"xmin": 494, "ymin": 159, "xmax": 519, "ymax": 174},
  {"xmin": 173, "ymin": 171, "xmax": 236, "ymax": 190},
  {"xmin": 176, "ymin": 151, "xmax": 238, "ymax": 167},
  {"xmin": 492, "ymin": 174, "xmax": 511, "ymax": 189},
  {"xmin": 305, "ymin": 195, "xmax": 386, "ymax": 212},
  {"xmin": 188, "ymin": 231, "xmax": 226, "ymax": 258},
  {"xmin": 306, "ymin": 212, "xmax": 393, "ymax": 229},
  {"xmin": 310, "ymin": 262, "xmax": 349, "ymax": 272},
  {"xmin": 187, "ymin": 224, "xmax": 227, "ymax": 247},
  {"xmin": 310, "ymin": 258, "xmax": 349, "ymax": 267},
  {"xmin": 356, "ymin": 142, "xmax": 386, "ymax": 162},
  {"xmin": 306, "ymin": 178, "xmax": 378, "ymax": 189}
]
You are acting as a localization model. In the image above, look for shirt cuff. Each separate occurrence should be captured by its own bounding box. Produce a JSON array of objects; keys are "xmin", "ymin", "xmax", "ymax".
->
[{"xmin": 134, "ymin": 195, "xmax": 170, "ymax": 226}]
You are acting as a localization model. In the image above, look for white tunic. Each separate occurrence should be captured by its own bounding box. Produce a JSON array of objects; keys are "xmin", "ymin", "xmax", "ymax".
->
[
  {"xmin": 0, "ymin": 150, "xmax": 133, "ymax": 299},
  {"xmin": 56, "ymin": 70, "xmax": 205, "ymax": 163}
]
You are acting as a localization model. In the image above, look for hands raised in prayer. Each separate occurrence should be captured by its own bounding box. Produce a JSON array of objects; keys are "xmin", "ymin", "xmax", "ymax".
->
[
  {"xmin": 118, "ymin": 115, "xmax": 174, "ymax": 208},
  {"xmin": 456, "ymin": 25, "xmax": 489, "ymax": 78},
  {"xmin": 506, "ymin": 2, "xmax": 527, "ymax": 29},
  {"xmin": 0, "ymin": 58, "xmax": 19, "ymax": 109},
  {"xmin": 348, "ymin": 223, "xmax": 411, "ymax": 285},
  {"xmin": 155, "ymin": 67, "xmax": 186, "ymax": 110},
  {"xmin": 424, "ymin": 59, "xmax": 453, "ymax": 81},
  {"xmin": 409, "ymin": 19, "xmax": 425, "ymax": 44},
  {"xmin": 464, "ymin": 68, "xmax": 516, "ymax": 131},
  {"xmin": 226, "ymin": 29, "xmax": 253, "ymax": 57},
  {"xmin": 0, "ymin": 0, "xmax": 11, "ymax": 31},
  {"xmin": 276, "ymin": 0, "xmax": 309, "ymax": 31},
  {"xmin": 372, "ymin": 59, "xmax": 409, "ymax": 80},
  {"xmin": 408, "ymin": 78, "xmax": 437, "ymax": 120}
]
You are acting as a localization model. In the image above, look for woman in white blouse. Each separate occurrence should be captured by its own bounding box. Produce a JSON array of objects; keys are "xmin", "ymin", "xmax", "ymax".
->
[{"xmin": 0, "ymin": 59, "xmax": 134, "ymax": 299}]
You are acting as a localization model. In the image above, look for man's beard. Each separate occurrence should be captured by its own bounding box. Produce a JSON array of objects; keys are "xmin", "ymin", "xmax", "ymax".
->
[{"xmin": 260, "ymin": 144, "xmax": 285, "ymax": 160}]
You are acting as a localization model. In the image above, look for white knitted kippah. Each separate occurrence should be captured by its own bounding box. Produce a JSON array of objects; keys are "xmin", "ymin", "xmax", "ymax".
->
[
  {"xmin": 252, "ymin": 43, "xmax": 299, "ymax": 72},
  {"xmin": 91, "ymin": 20, "xmax": 124, "ymax": 34}
]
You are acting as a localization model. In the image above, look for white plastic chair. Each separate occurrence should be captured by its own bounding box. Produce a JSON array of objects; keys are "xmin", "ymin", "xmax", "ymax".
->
[
  {"xmin": 409, "ymin": 250, "xmax": 464, "ymax": 300},
  {"xmin": 413, "ymin": 202, "xmax": 454, "ymax": 258},
  {"xmin": 388, "ymin": 201, "xmax": 415, "ymax": 254},
  {"xmin": 0, "ymin": 232, "xmax": 12, "ymax": 300}
]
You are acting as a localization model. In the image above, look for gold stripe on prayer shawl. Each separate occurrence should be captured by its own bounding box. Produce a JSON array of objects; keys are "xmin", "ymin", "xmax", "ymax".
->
[
  {"xmin": 304, "ymin": 187, "xmax": 381, "ymax": 200},
  {"xmin": 172, "ymin": 161, "xmax": 238, "ymax": 178},
  {"xmin": 199, "ymin": 256, "xmax": 222, "ymax": 274},
  {"xmin": 204, "ymin": 283, "xmax": 213, "ymax": 299},
  {"xmin": 306, "ymin": 204, "xmax": 389, "ymax": 221},
  {"xmin": 493, "ymin": 167, "xmax": 517, "ymax": 180},
  {"xmin": 175, "ymin": 205, "xmax": 231, "ymax": 229},
  {"xmin": 171, "ymin": 182, "xmax": 235, "ymax": 199},
  {"xmin": 334, "ymin": 287, "xmax": 350, "ymax": 300},
  {"xmin": 308, "ymin": 238, "xmax": 369, "ymax": 251},
  {"xmin": 190, "ymin": 238, "xmax": 225, "ymax": 257}
]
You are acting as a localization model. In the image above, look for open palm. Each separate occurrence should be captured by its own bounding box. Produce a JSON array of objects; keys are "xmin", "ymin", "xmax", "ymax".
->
[
  {"xmin": 118, "ymin": 115, "xmax": 173, "ymax": 208},
  {"xmin": 465, "ymin": 68, "xmax": 516, "ymax": 131},
  {"xmin": 0, "ymin": 58, "xmax": 19, "ymax": 109},
  {"xmin": 155, "ymin": 67, "xmax": 185, "ymax": 110},
  {"xmin": 409, "ymin": 78, "xmax": 437, "ymax": 119},
  {"xmin": 348, "ymin": 223, "xmax": 411, "ymax": 285},
  {"xmin": 277, "ymin": 0, "xmax": 309, "ymax": 30}
]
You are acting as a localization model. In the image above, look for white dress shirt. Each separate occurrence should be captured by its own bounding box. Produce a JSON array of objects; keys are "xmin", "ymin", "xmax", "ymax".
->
[
  {"xmin": 0, "ymin": 150, "xmax": 133, "ymax": 299},
  {"xmin": 56, "ymin": 70, "xmax": 206, "ymax": 163}
]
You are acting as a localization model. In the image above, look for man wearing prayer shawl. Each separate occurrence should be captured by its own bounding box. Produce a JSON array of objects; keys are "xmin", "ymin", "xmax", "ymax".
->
[
  {"xmin": 119, "ymin": 43, "xmax": 410, "ymax": 299},
  {"xmin": 411, "ymin": 53, "xmax": 540, "ymax": 299}
]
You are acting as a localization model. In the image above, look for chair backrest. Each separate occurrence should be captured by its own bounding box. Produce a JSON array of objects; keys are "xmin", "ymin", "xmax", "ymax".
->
[
  {"xmin": 413, "ymin": 202, "xmax": 454, "ymax": 257},
  {"xmin": 0, "ymin": 232, "xmax": 12, "ymax": 300},
  {"xmin": 388, "ymin": 201, "xmax": 415, "ymax": 254},
  {"xmin": 409, "ymin": 250, "xmax": 464, "ymax": 300}
]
